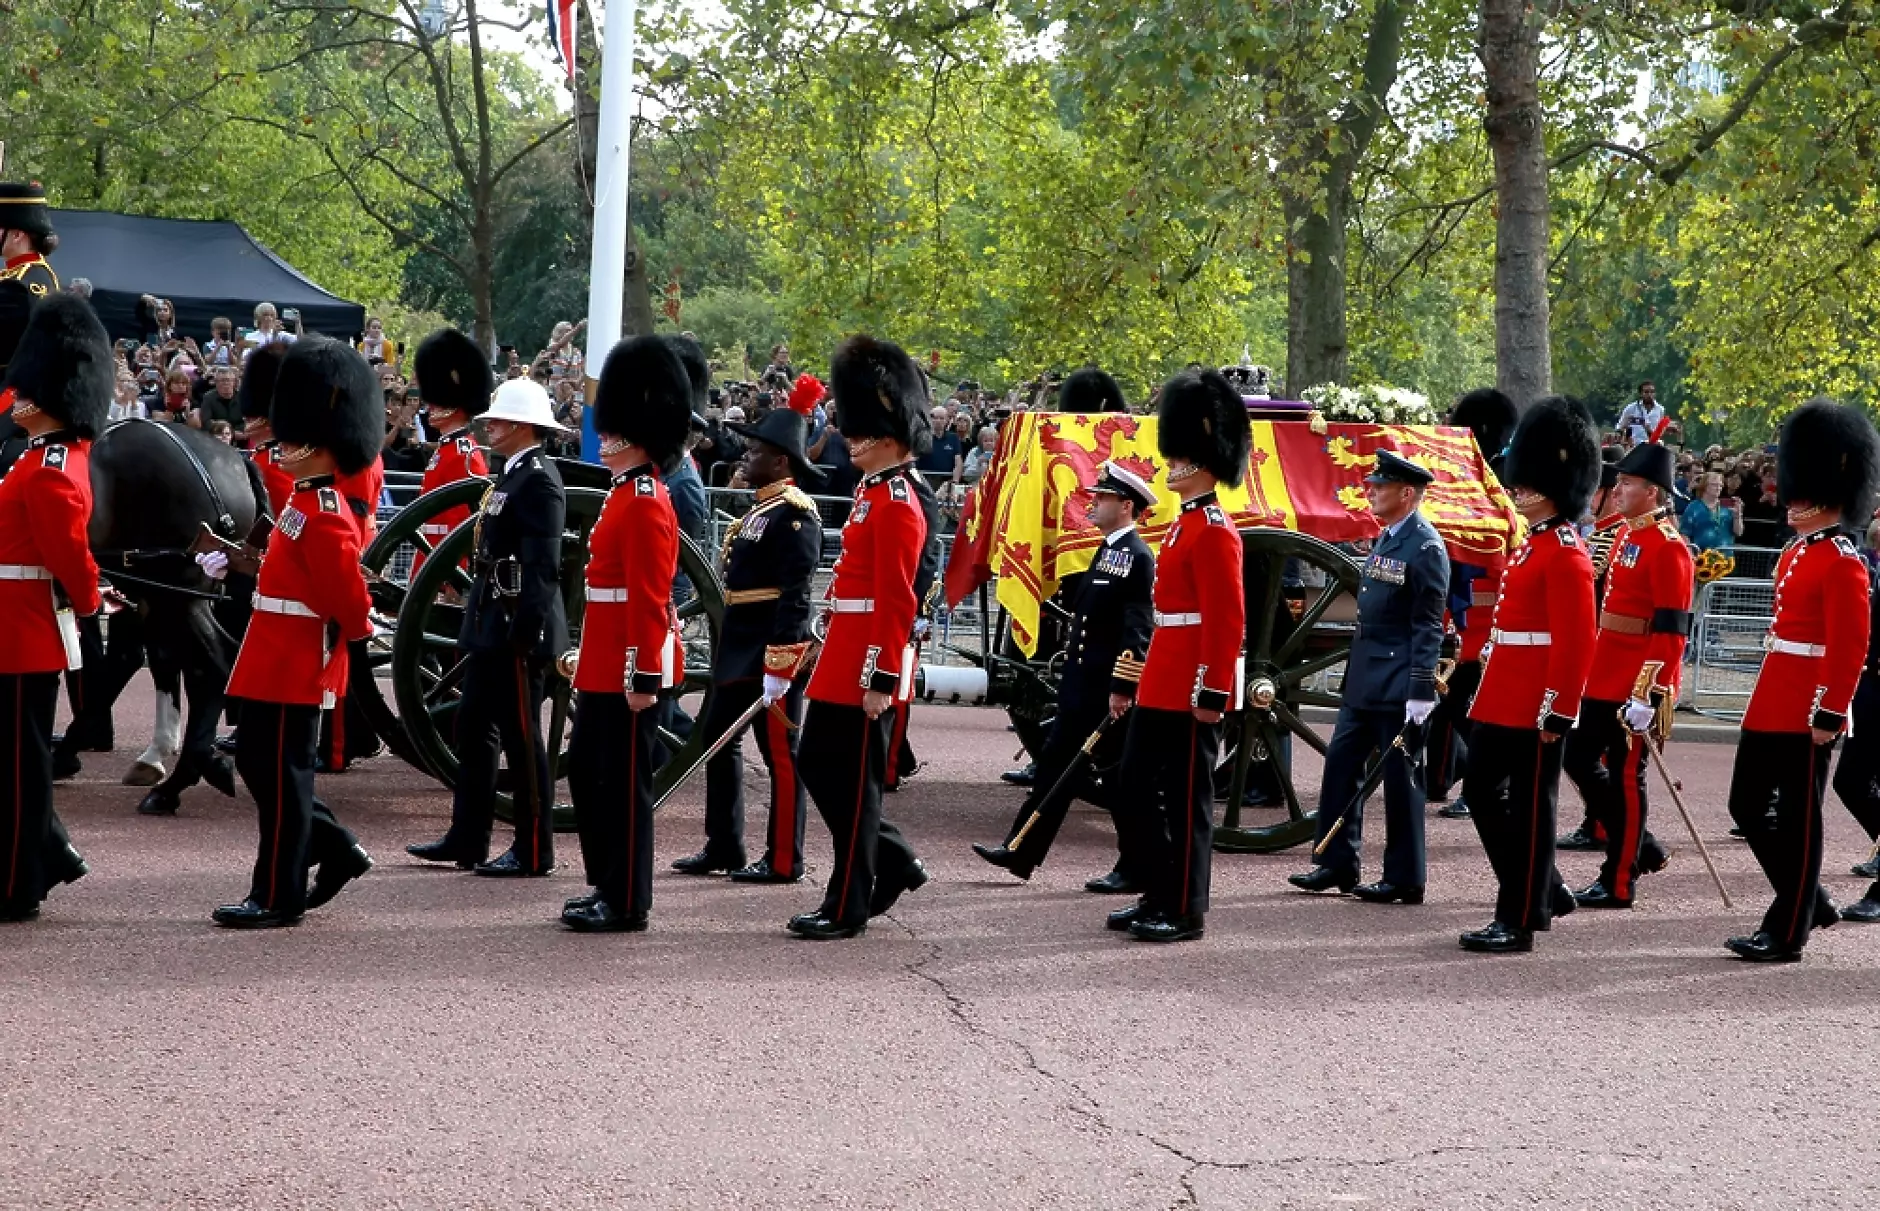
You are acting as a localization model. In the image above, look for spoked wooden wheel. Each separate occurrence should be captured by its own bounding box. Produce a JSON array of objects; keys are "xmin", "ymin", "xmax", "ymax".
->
[
  {"xmin": 1213, "ymin": 529, "xmax": 1362, "ymax": 853},
  {"xmin": 388, "ymin": 485, "xmax": 724, "ymax": 829}
]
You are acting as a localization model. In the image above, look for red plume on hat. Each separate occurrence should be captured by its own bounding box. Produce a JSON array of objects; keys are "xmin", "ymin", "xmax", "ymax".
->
[{"xmin": 787, "ymin": 373, "xmax": 823, "ymax": 417}]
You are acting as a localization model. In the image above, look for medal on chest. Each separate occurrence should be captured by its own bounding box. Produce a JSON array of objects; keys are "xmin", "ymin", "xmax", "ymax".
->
[
  {"xmin": 742, "ymin": 513, "xmax": 771, "ymax": 542},
  {"xmin": 1094, "ymin": 546, "xmax": 1134, "ymax": 577},
  {"xmin": 1364, "ymin": 555, "xmax": 1406, "ymax": 585},
  {"xmin": 851, "ymin": 500, "xmax": 871, "ymax": 524},
  {"xmin": 1617, "ymin": 542, "xmax": 1642, "ymax": 569},
  {"xmin": 487, "ymin": 490, "xmax": 507, "ymax": 515},
  {"xmin": 278, "ymin": 506, "xmax": 306, "ymax": 541}
]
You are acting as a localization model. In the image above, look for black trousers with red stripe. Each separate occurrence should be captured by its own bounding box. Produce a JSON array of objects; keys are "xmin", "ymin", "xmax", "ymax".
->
[
  {"xmin": 445, "ymin": 651, "xmax": 554, "ymax": 871},
  {"xmin": 232, "ymin": 699, "xmax": 360, "ymax": 916},
  {"xmin": 1, "ymin": 672, "xmax": 83, "ymax": 912},
  {"xmin": 569, "ymin": 691, "xmax": 659, "ymax": 916},
  {"xmin": 800, "ymin": 700, "xmax": 919, "ymax": 927},
  {"xmin": 1562, "ymin": 699, "xmax": 1650, "ymax": 900},
  {"xmin": 702, "ymin": 677, "xmax": 807, "ymax": 877},
  {"xmin": 1730, "ymin": 729, "xmax": 1836, "ymax": 951},
  {"xmin": 1421, "ymin": 658, "xmax": 1481, "ymax": 801},
  {"xmin": 318, "ymin": 638, "xmax": 380, "ymax": 771},
  {"xmin": 1464, "ymin": 722, "xmax": 1570, "ymax": 932},
  {"xmin": 1833, "ymin": 674, "xmax": 1880, "ymax": 849},
  {"xmin": 1114, "ymin": 706, "xmax": 1219, "ymax": 920}
]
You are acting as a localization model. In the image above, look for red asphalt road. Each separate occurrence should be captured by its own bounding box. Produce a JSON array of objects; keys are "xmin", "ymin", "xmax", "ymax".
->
[{"xmin": 5, "ymin": 680, "xmax": 1879, "ymax": 1209}]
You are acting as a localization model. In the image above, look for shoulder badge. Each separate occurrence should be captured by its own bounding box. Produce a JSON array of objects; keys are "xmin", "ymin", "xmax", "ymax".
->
[
  {"xmin": 454, "ymin": 435, "xmax": 475, "ymax": 457},
  {"xmin": 1203, "ymin": 504, "xmax": 1228, "ymax": 527},
  {"xmin": 1835, "ymin": 535, "xmax": 1859, "ymax": 558},
  {"xmin": 317, "ymin": 487, "xmax": 342, "ymax": 514},
  {"xmin": 279, "ymin": 506, "xmax": 307, "ymax": 540},
  {"xmin": 1556, "ymin": 527, "xmax": 1579, "ymax": 547},
  {"xmin": 635, "ymin": 475, "xmax": 656, "ymax": 497},
  {"xmin": 889, "ymin": 476, "xmax": 911, "ymax": 503},
  {"xmin": 41, "ymin": 444, "xmax": 67, "ymax": 471}
]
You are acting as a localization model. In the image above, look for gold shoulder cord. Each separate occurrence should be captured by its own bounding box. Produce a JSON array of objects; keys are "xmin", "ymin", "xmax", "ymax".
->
[{"xmin": 468, "ymin": 478, "xmax": 497, "ymax": 565}]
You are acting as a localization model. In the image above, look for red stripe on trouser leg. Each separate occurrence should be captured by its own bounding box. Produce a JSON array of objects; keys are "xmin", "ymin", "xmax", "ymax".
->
[
  {"xmin": 6, "ymin": 678, "xmax": 19, "ymax": 900},
  {"xmin": 624, "ymin": 708, "xmax": 637, "ymax": 907},
  {"xmin": 835, "ymin": 716, "xmax": 867, "ymax": 914},
  {"xmin": 329, "ymin": 684, "xmax": 344, "ymax": 764},
  {"xmin": 268, "ymin": 709, "xmax": 286, "ymax": 907},
  {"xmin": 1614, "ymin": 738, "xmax": 1645, "ymax": 900},
  {"xmin": 1788, "ymin": 743, "xmax": 1818, "ymax": 942},
  {"xmin": 886, "ymin": 705, "xmax": 908, "ymax": 784},
  {"xmin": 768, "ymin": 706, "xmax": 796, "ymax": 877},
  {"xmin": 514, "ymin": 658, "xmax": 538, "ymax": 870}
]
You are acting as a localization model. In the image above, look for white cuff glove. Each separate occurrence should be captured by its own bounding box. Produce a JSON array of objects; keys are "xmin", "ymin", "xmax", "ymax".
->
[
  {"xmin": 1405, "ymin": 699, "xmax": 1436, "ymax": 726},
  {"xmin": 913, "ymin": 617, "xmax": 932, "ymax": 641},
  {"xmin": 1623, "ymin": 698, "xmax": 1656, "ymax": 733},
  {"xmin": 194, "ymin": 550, "xmax": 229, "ymax": 581},
  {"xmin": 762, "ymin": 674, "xmax": 791, "ymax": 704}
]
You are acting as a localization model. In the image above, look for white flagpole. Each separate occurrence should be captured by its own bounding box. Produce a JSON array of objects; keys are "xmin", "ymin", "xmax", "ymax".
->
[{"xmin": 581, "ymin": 0, "xmax": 637, "ymax": 459}]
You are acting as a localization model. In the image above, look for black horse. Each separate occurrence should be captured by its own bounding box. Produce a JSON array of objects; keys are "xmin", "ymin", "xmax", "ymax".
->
[{"xmin": 76, "ymin": 418, "xmax": 269, "ymax": 814}]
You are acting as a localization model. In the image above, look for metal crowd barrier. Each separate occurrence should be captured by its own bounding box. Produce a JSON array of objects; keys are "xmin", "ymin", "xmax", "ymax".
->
[{"xmin": 1685, "ymin": 577, "xmax": 1775, "ymax": 721}]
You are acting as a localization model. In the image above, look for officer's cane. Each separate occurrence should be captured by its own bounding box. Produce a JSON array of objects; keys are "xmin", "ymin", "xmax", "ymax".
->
[
  {"xmin": 1314, "ymin": 659, "xmax": 1453, "ymax": 856},
  {"xmin": 1637, "ymin": 728, "xmax": 1733, "ymax": 908},
  {"xmin": 1007, "ymin": 710, "xmax": 1125, "ymax": 851}
]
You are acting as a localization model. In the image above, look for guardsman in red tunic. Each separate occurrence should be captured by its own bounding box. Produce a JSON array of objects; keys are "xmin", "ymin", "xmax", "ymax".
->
[
  {"xmin": 1461, "ymin": 396, "xmax": 1601, "ymax": 954},
  {"xmin": 1108, "ymin": 370, "xmax": 1248, "ymax": 944},
  {"xmin": 1560, "ymin": 442, "xmax": 1692, "ymax": 909},
  {"xmin": 787, "ymin": 335, "xmax": 930, "ymax": 941},
  {"xmin": 1558, "ymin": 461, "xmax": 1624, "ymax": 852},
  {"xmin": 212, "ymin": 336, "xmax": 380, "ymax": 928},
  {"xmin": 559, "ymin": 336, "xmax": 692, "ymax": 933},
  {"xmin": 1422, "ymin": 387, "xmax": 1517, "ymax": 818},
  {"xmin": 411, "ymin": 327, "xmax": 493, "ymax": 564},
  {"xmin": 240, "ymin": 343, "xmax": 296, "ymax": 516},
  {"xmin": 670, "ymin": 408, "xmax": 824, "ymax": 883},
  {"xmin": 1723, "ymin": 399, "xmax": 1877, "ymax": 962},
  {"xmin": 0, "ymin": 293, "xmax": 107, "ymax": 923}
]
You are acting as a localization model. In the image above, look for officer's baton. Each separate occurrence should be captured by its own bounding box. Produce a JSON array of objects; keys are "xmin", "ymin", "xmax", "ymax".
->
[
  {"xmin": 1638, "ymin": 729, "xmax": 1732, "ymax": 908},
  {"xmin": 1008, "ymin": 710, "xmax": 1126, "ymax": 851},
  {"xmin": 1313, "ymin": 721, "xmax": 1421, "ymax": 856},
  {"xmin": 650, "ymin": 641, "xmax": 819, "ymax": 812}
]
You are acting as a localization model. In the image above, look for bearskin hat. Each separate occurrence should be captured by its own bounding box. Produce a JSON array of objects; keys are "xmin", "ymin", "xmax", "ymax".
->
[
  {"xmin": 414, "ymin": 328, "xmax": 493, "ymax": 418},
  {"xmin": 829, "ymin": 333, "xmax": 928, "ymax": 448},
  {"xmin": 269, "ymin": 335, "xmax": 383, "ymax": 476},
  {"xmin": 664, "ymin": 334, "xmax": 711, "ymax": 411},
  {"xmin": 1777, "ymin": 397, "xmax": 1880, "ymax": 522},
  {"xmin": 1059, "ymin": 367, "xmax": 1127, "ymax": 414},
  {"xmin": 239, "ymin": 342, "xmax": 288, "ymax": 423},
  {"xmin": 1501, "ymin": 394, "xmax": 1601, "ymax": 520},
  {"xmin": 1156, "ymin": 368, "xmax": 1251, "ymax": 488},
  {"xmin": 1449, "ymin": 387, "xmax": 1518, "ymax": 459},
  {"xmin": 3, "ymin": 291, "xmax": 111, "ymax": 439},
  {"xmin": 594, "ymin": 335, "xmax": 694, "ymax": 471}
]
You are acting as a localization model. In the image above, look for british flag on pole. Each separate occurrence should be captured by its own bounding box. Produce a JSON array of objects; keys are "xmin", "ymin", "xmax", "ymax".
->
[{"xmin": 547, "ymin": 0, "xmax": 579, "ymax": 80}]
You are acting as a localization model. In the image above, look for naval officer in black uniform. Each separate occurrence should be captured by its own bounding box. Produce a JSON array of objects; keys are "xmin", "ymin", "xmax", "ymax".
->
[
  {"xmin": 671, "ymin": 408, "xmax": 825, "ymax": 883},
  {"xmin": 1290, "ymin": 450, "xmax": 1449, "ymax": 903},
  {"xmin": 407, "ymin": 378, "xmax": 570, "ymax": 877},
  {"xmin": 973, "ymin": 460, "xmax": 1157, "ymax": 885}
]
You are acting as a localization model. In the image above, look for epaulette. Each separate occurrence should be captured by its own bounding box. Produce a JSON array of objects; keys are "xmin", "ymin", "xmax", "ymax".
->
[
  {"xmin": 1556, "ymin": 527, "xmax": 1580, "ymax": 547},
  {"xmin": 1834, "ymin": 535, "xmax": 1859, "ymax": 558},
  {"xmin": 1658, "ymin": 520, "xmax": 1681, "ymax": 543},
  {"xmin": 888, "ymin": 476, "xmax": 911, "ymax": 503},
  {"xmin": 317, "ymin": 486, "xmax": 343, "ymax": 514},
  {"xmin": 40, "ymin": 444, "xmax": 67, "ymax": 472},
  {"xmin": 1203, "ymin": 504, "xmax": 1228, "ymax": 526},
  {"xmin": 635, "ymin": 474, "xmax": 657, "ymax": 497},
  {"xmin": 781, "ymin": 484, "xmax": 817, "ymax": 512},
  {"xmin": 453, "ymin": 434, "xmax": 475, "ymax": 456}
]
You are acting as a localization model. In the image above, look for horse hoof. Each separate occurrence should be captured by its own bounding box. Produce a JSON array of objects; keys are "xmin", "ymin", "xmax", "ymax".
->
[
  {"xmin": 122, "ymin": 762, "xmax": 166, "ymax": 788},
  {"xmin": 136, "ymin": 789, "xmax": 181, "ymax": 816}
]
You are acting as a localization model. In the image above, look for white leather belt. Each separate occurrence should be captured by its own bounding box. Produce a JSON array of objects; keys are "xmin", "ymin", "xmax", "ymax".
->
[
  {"xmin": 253, "ymin": 592, "xmax": 318, "ymax": 618},
  {"xmin": 1765, "ymin": 635, "xmax": 1826, "ymax": 658},
  {"xmin": 419, "ymin": 523, "xmax": 453, "ymax": 536},
  {"xmin": 1490, "ymin": 629, "xmax": 1551, "ymax": 646},
  {"xmin": 1155, "ymin": 611, "xmax": 1202, "ymax": 627},
  {"xmin": 0, "ymin": 564, "xmax": 52, "ymax": 581},
  {"xmin": 585, "ymin": 586, "xmax": 628, "ymax": 603},
  {"xmin": 829, "ymin": 598, "xmax": 874, "ymax": 614}
]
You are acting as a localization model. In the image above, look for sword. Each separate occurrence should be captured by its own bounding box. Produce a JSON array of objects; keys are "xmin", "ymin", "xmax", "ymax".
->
[
  {"xmin": 1638, "ymin": 730, "xmax": 1732, "ymax": 908},
  {"xmin": 650, "ymin": 640, "xmax": 819, "ymax": 811},
  {"xmin": 1007, "ymin": 710, "xmax": 1125, "ymax": 851}
]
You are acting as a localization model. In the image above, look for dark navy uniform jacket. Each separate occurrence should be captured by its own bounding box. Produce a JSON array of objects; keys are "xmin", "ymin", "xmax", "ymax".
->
[
  {"xmin": 461, "ymin": 446, "xmax": 569, "ymax": 660},
  {"xmin": 1343, "ymin": 509, "xmax": 1449, "ymax": 711},
  {"xmin": 1059, "ymin": 527, "xmax": 1155, "ymax": 721},
  {"xmin": 715, "ymin": 483, "xmax": 823, "ymax": 683}
]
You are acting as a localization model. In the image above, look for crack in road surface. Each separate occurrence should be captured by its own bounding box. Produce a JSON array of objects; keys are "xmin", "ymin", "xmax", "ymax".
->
[{"xmin": 888, "ymin": 915, "xmax": 1660, "ymax": 1210}]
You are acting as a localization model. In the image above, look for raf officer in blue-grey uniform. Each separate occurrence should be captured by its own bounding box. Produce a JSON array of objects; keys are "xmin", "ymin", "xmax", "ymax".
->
[
  {"xmin": 1290, "ymin": 450, "xmax": 1449, "ymax": 904},
  {"xmin": 972, "ymin": 460, "xmax": 1157, "ymax": 886}
]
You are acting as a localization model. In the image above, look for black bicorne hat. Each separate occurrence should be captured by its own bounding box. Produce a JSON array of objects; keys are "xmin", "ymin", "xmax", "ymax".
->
[
  {"xmin": 269, "ymin": 335, "xmax": 383, "ymax": 475},
  {"xmin": 1501, "ymin": 394, "xmax": 1601, "ymax": 520},
  {"xmin": 3, "ymin": 291, "xmax": 111, "ymax": 438},
  {"xmin": 1155, "ymin": 368, "xmax": 1250, "ymax": 488},
  {"xmin": 1613, "ymin": 441, "xmax": 1675, "ymax": 495},
  {"xmin": 1777, "ymin": 397, "xmax": 1880, "ymax": 522},
  {"xmin": 594, "ymin": 335, "xmax": 694, "ymax": 472},
  {"xmin": 414, "ymin": 328, "xmax": 494, "ymax": 418},
  {"xmin": 727, "ymin": 408, "xmax": 827, "ymax": 489}
]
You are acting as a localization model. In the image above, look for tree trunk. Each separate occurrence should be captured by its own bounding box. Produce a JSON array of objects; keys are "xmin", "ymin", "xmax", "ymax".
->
[
  {"xmin": 623, "ymin": 228, "xmax": 657, "ymax": 337},
  {"xmin": 1281, "ymin": 0, "xmax": 1405, "ymax": 397},
  {"xmin": 470, "ymin": 201, "xmax": 497, "ymax": 353},
  {"xmin": 1479, "ymin": 0, "xmax": 1552, "ymax": 404}
]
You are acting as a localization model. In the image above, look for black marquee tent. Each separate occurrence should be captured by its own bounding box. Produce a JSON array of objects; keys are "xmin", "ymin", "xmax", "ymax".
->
[{"xmin": 43, "ymin": 209, "xmax": 366, "ymax": 344}]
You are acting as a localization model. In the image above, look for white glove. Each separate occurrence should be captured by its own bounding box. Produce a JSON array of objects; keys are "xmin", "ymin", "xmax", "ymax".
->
[
  {"xmin": 762, "ymin": 674, "xmax": 791, "ymax": 704},
  {"xmin": 1623, "ymin": 698, "xmax": 1656, "ymax": 733},
  {"xmin": 1405, "ymin": 699, "xmax": 1436, "ymax": 726},
  {"xmin": 913, "ymin": 617, "xmax": 932, "ymax": 641},
  {"xmin": 194, "ymin": 550, "xmax": 229, "ymax": 581}
]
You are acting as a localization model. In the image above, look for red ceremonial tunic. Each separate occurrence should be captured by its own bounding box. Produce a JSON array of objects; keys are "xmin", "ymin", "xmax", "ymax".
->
[
  {"xmin": 252, "ymin": 441, "xmax": 296, "ymax": 520},
  {"xmin": 574, "ymin": 464, "xmax": 682, "ymax": 695},
  {"xmin": 1470, "ymin": 517, "xmax": 1597, "ymax": 733},
  {"xmin": 227, "ymin": 477, "xmax": 373, "ymax": 707},
  {"xmin": 1585, "ymin": 509, "xmax": 1694, "ymax": 702},
  {"xmin": 334, "ymin": 455, "xmax": 385, "ymax": 543},
  {"xmin": 1134, "ymin": 492, "xmax": 1245, "ymax": 714},
  {"xmin": 1459, "ymin": 563, "xmax": 1501, "ymax": 664},
  {"xmin": 1742, "ymin": 528, "xmax": 1872, "ymax": 735},
  {"xmin": 809, "ymin": 463, "xmax": 926, "ymax": 708},
  {"xmin": 416, "ymin": 428, "xmax": 488, "ymax": 541},
  {"xmin": 0, "ymin": 434, "xmax": 102, "ymax": 674}
]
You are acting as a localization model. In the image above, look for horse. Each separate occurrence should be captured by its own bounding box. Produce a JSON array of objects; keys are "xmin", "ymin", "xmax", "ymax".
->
[{"xmin": 79, "ymin": 418, "xmax": 269, "ymax": 814}]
